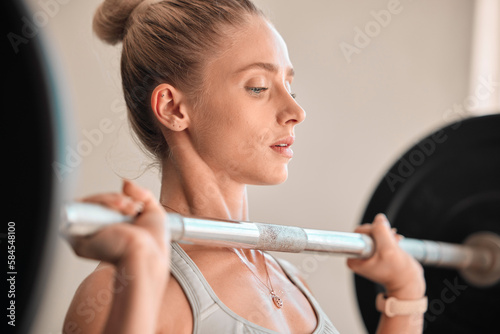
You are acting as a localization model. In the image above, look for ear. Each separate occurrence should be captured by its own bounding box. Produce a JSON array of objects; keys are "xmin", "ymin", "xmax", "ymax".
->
[{"xmin": 151, "ymin": 83, "xmax": 190, "ymax": 131}]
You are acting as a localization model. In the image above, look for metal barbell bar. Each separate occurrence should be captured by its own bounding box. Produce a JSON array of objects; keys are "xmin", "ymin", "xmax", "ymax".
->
[{"xmin": 62, "ymin": 202, "xmax": 500, "ymax": 287}]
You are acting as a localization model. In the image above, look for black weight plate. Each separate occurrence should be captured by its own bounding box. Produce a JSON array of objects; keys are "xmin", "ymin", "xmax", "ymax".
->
[
  {"xmin": 355, "ymin": 114, "xmax": 500, "ymax": 334},
  {"xmin": 4, "ymin": 0, "xmax": 58, "ymax": 333}
]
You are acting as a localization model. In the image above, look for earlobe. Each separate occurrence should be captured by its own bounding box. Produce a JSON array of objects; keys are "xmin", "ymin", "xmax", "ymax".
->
[{"xmin": 151, "ymin": 83, "xmax": 189, "ymax": 131}]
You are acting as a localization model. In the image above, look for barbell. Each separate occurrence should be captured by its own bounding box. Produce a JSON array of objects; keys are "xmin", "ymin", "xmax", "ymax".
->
[
  {"xmin": 61, "ymin": 202, "xmax": 500, "ymax": 288},
  {"xmin": 62, "ymin": 114, "xmax": 500, "ymax": 334},
  {"xmin": 5, "ymin": 0, "xmax": 499, "ymax": 330}
]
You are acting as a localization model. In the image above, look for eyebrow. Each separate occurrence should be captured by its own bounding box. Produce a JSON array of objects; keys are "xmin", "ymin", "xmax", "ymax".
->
[{"xmin": 235, "ymin": 62, "xmax": 295, "ymax": 77}]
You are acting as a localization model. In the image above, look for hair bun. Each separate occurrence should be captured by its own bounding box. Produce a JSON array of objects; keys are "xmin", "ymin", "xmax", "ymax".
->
[{"xmin": 93, "ymin": 0, "xmax": 146, "ymax": 45}]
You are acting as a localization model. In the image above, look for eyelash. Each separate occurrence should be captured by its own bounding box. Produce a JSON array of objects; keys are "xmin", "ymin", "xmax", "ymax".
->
[
  {"xmin": 247, "ymin": 87, "xmax": 268, "ymax": 95},
  {"xmin": 246, "ymin": 87, "xmax": 297, "ymax": 99}
]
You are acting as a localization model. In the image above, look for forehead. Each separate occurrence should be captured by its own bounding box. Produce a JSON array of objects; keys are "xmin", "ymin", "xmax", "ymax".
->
[{"xmin": 209, "ymin": 17, "xmax": 293, "ymax": 78}]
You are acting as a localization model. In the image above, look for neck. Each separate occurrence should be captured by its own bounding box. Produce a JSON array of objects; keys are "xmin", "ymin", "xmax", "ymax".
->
[{"xmin": 159, "ymin": 158, "xmax": 249, "ymax": 221}]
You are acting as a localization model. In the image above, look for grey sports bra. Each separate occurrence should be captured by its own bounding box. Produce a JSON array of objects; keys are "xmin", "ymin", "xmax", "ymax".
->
[{"xmin": 170, "ymin": 242, "xmax": 340, "ymax": 333}]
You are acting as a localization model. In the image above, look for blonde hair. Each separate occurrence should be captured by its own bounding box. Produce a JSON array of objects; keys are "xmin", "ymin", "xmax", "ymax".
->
[{"xmin": 93, "ymin": 0, "xmax": 262, "ymax": 162}]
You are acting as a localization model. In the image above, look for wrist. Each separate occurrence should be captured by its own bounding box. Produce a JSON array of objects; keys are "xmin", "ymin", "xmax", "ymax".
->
[
  {"xmin": 376, "ymin": 293, "xmax": 428, "ymax": 317},
  {"xmin": 118, "ymin": 237, "xmax": 169, "ymax": 287},
  {"xmin": 385, "ymin": 278, "xmax": 426, "ymax": 300}
]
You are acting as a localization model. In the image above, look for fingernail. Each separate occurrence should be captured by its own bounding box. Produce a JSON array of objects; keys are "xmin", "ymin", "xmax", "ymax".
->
[{"xmin": 376, "ymin": 213, "xmax": 388, "ymax": 222}]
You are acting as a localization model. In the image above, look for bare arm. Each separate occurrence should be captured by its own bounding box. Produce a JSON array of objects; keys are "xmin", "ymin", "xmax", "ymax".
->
[
  {"xmin": 63, "ymin": 180, "xmax": 170, "ymax": 334},
  {"xmin": 374, "ymin": 277, "xmax": 425, "ymax": 333}
]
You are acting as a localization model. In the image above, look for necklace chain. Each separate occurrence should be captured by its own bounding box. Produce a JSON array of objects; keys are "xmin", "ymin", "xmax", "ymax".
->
[
  {"xmin": 161, "ymin": 203, "xmax": 283, "ymax": 308},
  {"xmin": 232, "ymin": 249, "xmax": 284, "ymax": 309}
]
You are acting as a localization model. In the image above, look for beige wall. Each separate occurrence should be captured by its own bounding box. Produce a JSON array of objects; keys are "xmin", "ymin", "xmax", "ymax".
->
[{"xmin": 28, "ymin": 0, "xmax": 474, "ymax": 333}]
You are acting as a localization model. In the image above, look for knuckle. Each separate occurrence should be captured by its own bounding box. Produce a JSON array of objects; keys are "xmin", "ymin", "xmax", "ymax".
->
[
  {"xmin": 125, "ymin": 228, "xmax": 163, "ymax": 257},
  {"xmin": 110, "ymin": 195, "xmax": 130, "ymax": 208},
  {"xmin": 125, "ymin": 228, "xmax": 154, "ymax": 247}
]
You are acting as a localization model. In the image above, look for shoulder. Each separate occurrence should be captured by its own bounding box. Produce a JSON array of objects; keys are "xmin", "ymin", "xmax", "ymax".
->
[
  {"xmin": 63, "ymin": 262, "xmax": 116, "ymax": 333},
  {"xmin": 64, "ymin": 262, "xmax": 194, "ymax": 334}
]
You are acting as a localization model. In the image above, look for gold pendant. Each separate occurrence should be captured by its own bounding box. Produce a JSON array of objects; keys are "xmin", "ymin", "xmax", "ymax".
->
[{"xmin": 271, "ymin": 292, "xmax": 283, "ymax": 308}]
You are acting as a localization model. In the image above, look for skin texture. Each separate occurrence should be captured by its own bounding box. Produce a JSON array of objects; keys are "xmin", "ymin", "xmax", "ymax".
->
[
  {"xmin": 63, "ymin": 15, "xmax": 425, "ymax": 334},
  {"xmin": 155, "ymin": 17, "xmax": 304, "ymax": 221}
]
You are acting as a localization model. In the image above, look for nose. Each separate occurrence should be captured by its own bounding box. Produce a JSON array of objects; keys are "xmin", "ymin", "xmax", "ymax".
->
[{"xmin": 278, "ymin": 92, "xmax": 306, "ymax": 126}]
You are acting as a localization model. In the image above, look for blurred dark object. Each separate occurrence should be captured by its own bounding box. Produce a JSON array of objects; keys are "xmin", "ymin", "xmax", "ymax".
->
[
  {"xmin": 3, "ymin": 0, "xmax": 57, "ymax": 333},
  {"xmin": 355, "ymin": 114, "xmax": 500, "ymax": 334}
]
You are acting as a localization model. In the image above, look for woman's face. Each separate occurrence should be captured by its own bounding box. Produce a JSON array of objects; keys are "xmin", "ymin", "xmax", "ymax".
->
[{"xmin": 188, "ymin": 16, "xmax": 306, "ymax": 185}]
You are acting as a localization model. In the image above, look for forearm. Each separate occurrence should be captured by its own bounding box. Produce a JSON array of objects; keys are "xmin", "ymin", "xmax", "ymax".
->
[
  {"xmin": 375, "ymin": 282, "xmax": 426, "ymax": 334},
  {"xmin": 376, "ymin": 312, "xmax": 423, "ymax": 334}
]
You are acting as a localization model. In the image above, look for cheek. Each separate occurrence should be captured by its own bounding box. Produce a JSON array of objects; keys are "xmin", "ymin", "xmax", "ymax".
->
[
  {"xmin": 189, "ymin": 101, "xmax": 236, "ymax": 153},
  {"xmin": 192, "ymin": 99, "xmax": 262, "ymax": 157},
  {"xmin": 229, "ymin": 124, "xmax": 274, "ymax": 160},
  {"xmin": 230, "ymin": 128, "xmax": 291, "ymax": 184},
  {"xmin": 189, "ymin": 99, "xmax": 289, "ymax": 184}
]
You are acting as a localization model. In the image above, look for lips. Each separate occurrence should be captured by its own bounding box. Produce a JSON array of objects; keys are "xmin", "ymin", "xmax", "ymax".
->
[{"xmin": 270, "ymin": 136, "xmax": 295, "ymax": 158}]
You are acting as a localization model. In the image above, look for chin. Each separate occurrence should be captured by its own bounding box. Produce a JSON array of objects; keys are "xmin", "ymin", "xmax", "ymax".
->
[
  {"xmin": 249, "ymin": 165, "xmax": 289, "ymax": 186},
  {"xmin": 271, "ymin": 171, "xmax": 289, "ymax": 185},
  {"xmin": 230, "ymin": 158, "xmax": 290, "ymax": 185}
]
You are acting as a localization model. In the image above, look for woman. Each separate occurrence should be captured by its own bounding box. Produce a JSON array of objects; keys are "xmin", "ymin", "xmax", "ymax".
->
[{"xmin": 63, "ymin": 0, "xmax": 426, "ymax": 333}]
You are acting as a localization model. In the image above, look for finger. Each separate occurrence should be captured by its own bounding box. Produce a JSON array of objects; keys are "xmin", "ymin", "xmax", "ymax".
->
[
  {"xmin": 67, "ymin": 224, "xmax": 142, "ymax": 264},
  {"xmin": 346, "ymin": 255, "xmax": 373, "ymax": 272},
  {"xmin": 395, "ymin": 233, "xmax": 405, "ymax": 242},
  {"xmin": 354, "ymin": 223, "xmax": 398, "ymax": 236},
  {"xmin": 121, "ymin": 180, "xmax": 169, "ymax": 246},
  {"xmin": 371, "ymin": 213, "xmax": 398, "ymax": 250},
  {"xmin": 353, "ymin": 224, "xmax": 373, "ymax": 234},
  {"xmin": 122, "ymin": 180, "xmax": 162, "ymax": 213},
  {"xmin": 81, "ymin": 193, "xmax": 141, "ymax": 217}
]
